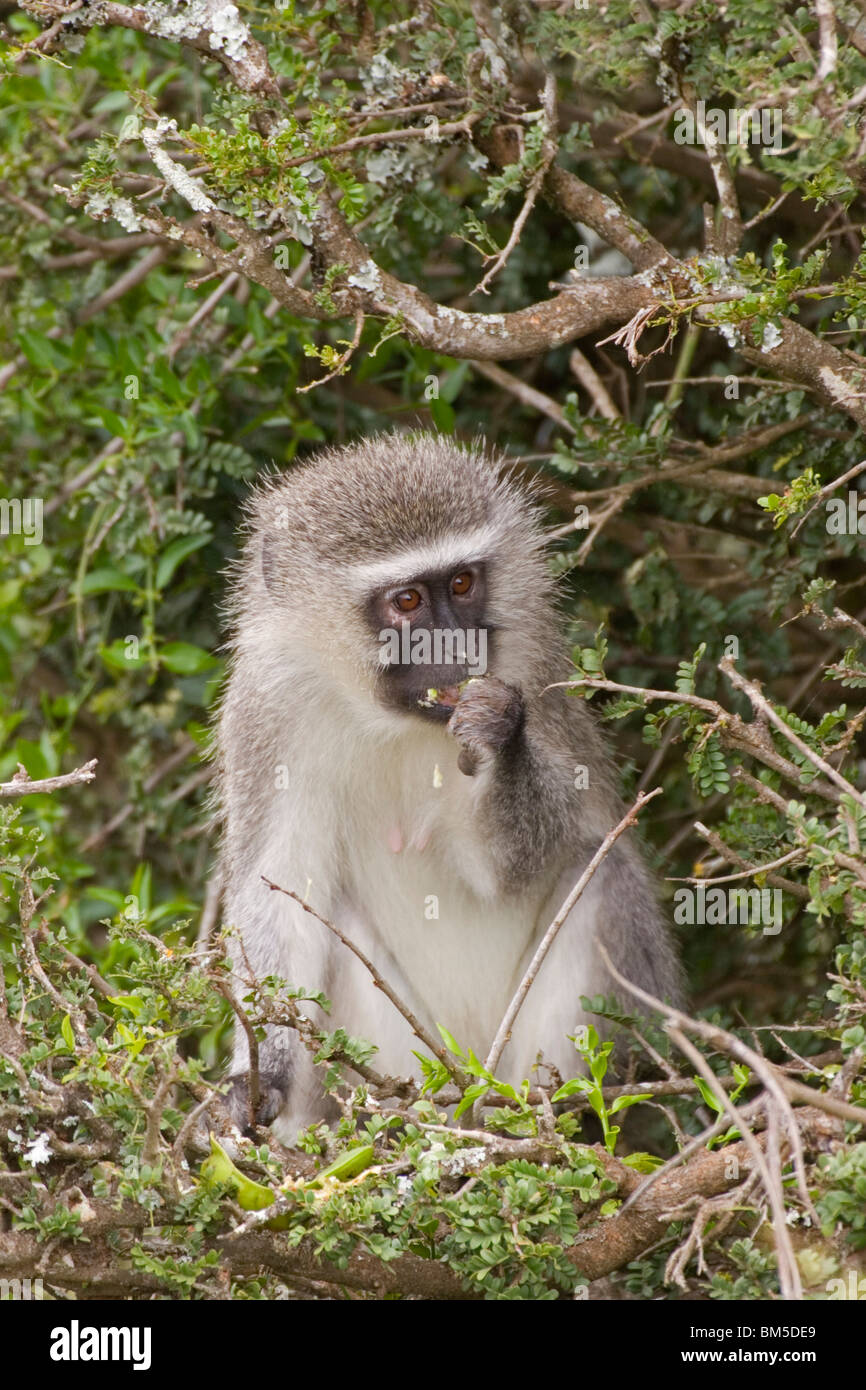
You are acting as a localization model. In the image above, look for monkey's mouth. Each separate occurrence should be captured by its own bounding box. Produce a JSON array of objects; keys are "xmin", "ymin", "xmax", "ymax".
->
[{"xmin": 417, "ymin": 684, "xmax": 462, "ymax": 715}]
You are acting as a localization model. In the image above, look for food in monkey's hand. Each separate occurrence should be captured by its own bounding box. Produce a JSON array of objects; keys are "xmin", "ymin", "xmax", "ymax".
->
[{"xmin": 417, "ymin": 677, "xmax": 474, "ymax": 712}]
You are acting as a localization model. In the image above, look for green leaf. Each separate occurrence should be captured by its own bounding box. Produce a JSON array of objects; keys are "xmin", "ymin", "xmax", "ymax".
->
[
  {"xmin": 60, "ymin": 1014, "xmax": 75, "ymax": 1052},
  {"xmin": 551, "ymin": 1076, "xmax": 593, "ymax": 1101},
  {"xmin": 621, "ymin": 1152, "xmax": 665, "ymax": 1173},
  {"xmin": 92, "ymin": 407, "xmax": 128, "ymax": 438},
  {"xmin": 311, "ymin": 1144, "xmax": 375, "ymax": 1185},
  {"xmin": 17, "ymin": 330, "xmax": 68, "ymax": 371},
  {"xmin": 80, "ymin": 568, "xmax": 140, "ymax": 596},
  {"xmin": 98, "ymin": 640, "xmax": 150, "ymax": 672},
  {"xmin": 436, "ymin": 1024, "xmax": 463, "ymax": 1059},
  {"xmin": 693, "ymin": 1076, "xmax": 723, "ymax": 1113},
  {"xmin": 159, "ymin": 643, "xmax": 218, "ymax": 675},
  {"xmin": 107, "ymin": 994, "xmax": 146, "ymax": 1016},
  {"xmin": 454, "ymin": 1083, "xmax": 488, "ymax": 1119},
  {"xmin": 155, "ymin": 533, "xmax": 211, "ymax": 590},
  {"xmin": 429, "ymin": 397, "xmax": 456, "ymax": 433},
  {"xmin": 608, "ymin": 1092, "xmax": 652, "ymax": 1114}
]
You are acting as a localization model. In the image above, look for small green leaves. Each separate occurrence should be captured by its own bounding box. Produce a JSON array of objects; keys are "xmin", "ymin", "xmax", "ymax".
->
[
  {"xmin": 570, "ymin": 627, "xmax": 609, "ymax": 697},
  {"xmin": 687, "ymin": 732, "xmax": 730, "ymax": 797},
  {"xmin": 552, "ymin": 1026, "xmax": 650, "ymax": 1156},
  {"xmin": 676, "ymin": 643, "xmax": 706, "ymax": 696},
  {"xmin": 757, "ymin": 467, "xmax": 821, "ymax": 528}
]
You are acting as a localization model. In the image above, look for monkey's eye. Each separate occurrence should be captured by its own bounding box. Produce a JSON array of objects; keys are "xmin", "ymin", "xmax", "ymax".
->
[
  {"xmin": 394, "ymin": 588, "xmax": 422, "ymax": 613},
  {"xmin": 451, "ymin": 571, "xmax": 473, "ymax": 596}
]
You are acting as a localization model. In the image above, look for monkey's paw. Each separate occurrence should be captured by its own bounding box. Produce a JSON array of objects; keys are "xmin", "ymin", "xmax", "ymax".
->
[
  {"xmin": 222, "ymin": 1070, "xmax": 289, "ymax": 1135},
  {"xmin": 447, "ymin": 677, "xmax": 524, "ymax": 775}
]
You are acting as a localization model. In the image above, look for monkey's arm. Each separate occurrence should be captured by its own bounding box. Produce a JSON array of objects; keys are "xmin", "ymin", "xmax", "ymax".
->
[
  {"xmin": 449, "ymin": 678, "xmax": 683, "ymax": 1032},
  {"xmin": 447, "ymin": 677, "xmax": 587, "ymax": 892}
]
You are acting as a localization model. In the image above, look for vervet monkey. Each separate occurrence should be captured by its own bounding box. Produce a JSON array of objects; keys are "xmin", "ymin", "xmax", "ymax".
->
[{"xmin": 216, "ymin": 433, "xmax": 680, "ymax": 1138}]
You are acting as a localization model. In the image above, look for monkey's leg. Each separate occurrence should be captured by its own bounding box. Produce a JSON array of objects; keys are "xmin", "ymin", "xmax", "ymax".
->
[
  {"xmin": 223, "ymin": 1021, "xmax": 339, "ymax": 1137},
  {"xmin": 221, "ymin": 890, "xmax": 338, "ymax": 1137}
]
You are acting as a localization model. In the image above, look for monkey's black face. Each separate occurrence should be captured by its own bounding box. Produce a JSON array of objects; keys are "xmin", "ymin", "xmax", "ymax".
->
[{"xmin": 367, "ymin": 563, "xmax": 494, "ymax": 722}]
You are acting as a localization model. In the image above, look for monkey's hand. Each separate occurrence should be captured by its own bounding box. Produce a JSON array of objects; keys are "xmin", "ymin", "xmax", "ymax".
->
[
  {"xmin": 447, "ymin": 677, "xmax": 524, "ymax": 776},
  {"xmin": 222, "ymin": 1070, "xmax": 289, "ymax": 1135}
]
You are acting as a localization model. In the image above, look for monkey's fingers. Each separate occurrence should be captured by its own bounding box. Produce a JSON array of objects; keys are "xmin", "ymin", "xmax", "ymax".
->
[
  {"xmin": 448, "ymin": 678, "xmax": 525, "ymax": 770},
  {"xmin": 457, "ymin": 744, "xmax": 482, "ymax": 777},
  {"xmin": 223, "ymin": 1071, "xmax": 289, "ymax": 1134}
]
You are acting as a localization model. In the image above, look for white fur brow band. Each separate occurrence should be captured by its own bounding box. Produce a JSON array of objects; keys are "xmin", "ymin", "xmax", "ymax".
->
[{"xmin": 349, "ymin": 526, "xmax": 503, "ymax": 590}]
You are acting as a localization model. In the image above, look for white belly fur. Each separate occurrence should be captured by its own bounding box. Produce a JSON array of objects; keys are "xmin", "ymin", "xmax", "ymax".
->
[{"xmin": 313, "ymin": 722, "xmax": 598, "ymax": 1084}]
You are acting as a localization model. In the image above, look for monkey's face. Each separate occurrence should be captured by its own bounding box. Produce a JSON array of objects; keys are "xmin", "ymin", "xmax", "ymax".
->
[{"xmin": 367, "ymin": 562, "xmax": 494, "ymax": 722}]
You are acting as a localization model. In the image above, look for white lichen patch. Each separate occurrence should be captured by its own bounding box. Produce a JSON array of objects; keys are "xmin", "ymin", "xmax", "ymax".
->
[
  {"xmin": 141, "ymin": 117, "xmax": 215, "ymax": 214},
  {"xmin": 207, "ymin": 3, "xmax": 249, "ymax": 60},
  {"xmin": 276, "ymin": 208, "xmax": 313, "ymax": 245},
  {"xmin": 347, "ymin": 259, "xmax": 383, "ymax": 293},
  {"xmin": 760, "ymin": 321, "xmax": 783, "ymax": 353},
  {"xmin": 146, "ymin": 0, "xmax": 249, "ymax": 60},
  {"xmin": 692, "ymin": 253, "xmax": 741, "ymax": 296},
  {"xmin": 365, "ymin": 148, "xmax": 416, "ymax": 186},
  {"xmin": 148, "ymin": 1, "xmax": 210, "ymax": 43},
  {"xmin": 478, "ymin": 37, "xmax": 508, "ymax": 86},
  {"xmin": 632, "ymin": 264, "xmax": 668, "ymax": 290},
  {"xmin": 106, "ymin": 197, "xmax": 143, "ymax": 232},
  {"xmin": 23, "ymin": 1132, "xmax": 52, "ymax": 1166},
  {"xmin": 717, "ymin": 320, "xmax": 744, "ymax": 349},
  {"xmin": 442, "ymin": 1146, "xmax": 487, "ymax": 1176},
  {"xmin": 83, "ymin": 192, "xmax": 142, "ymax": 236},
  {"xmin": 819, "ymin": 366, "xmax": 857, "ymax": 405},
  {"xmin": 84, "ymin": 192, "xmax": 112, "ymax": 219},
  {"xmin": 361, "ymin": 53, "xmax": 402, "ymax": 99}
]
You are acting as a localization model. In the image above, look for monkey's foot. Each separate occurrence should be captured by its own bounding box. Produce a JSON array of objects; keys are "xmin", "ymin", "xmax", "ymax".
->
[
  {"xmin": 447, "ymin": 676, "xmax": 525, "ymax": 775},
  {"xmin": 222, "ymin": 1070, "xmax": 289, "ymax": 1134}
]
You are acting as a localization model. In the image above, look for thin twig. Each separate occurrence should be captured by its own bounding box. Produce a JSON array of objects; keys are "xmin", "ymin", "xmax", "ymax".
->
[
  {"xmin": 262, "ymin": 878, "xmax": 465, "ymax": 1084},
  {"xmin": 790, "ymin": 455, "xmax": 866, "ymax": 537},
  {"xmin": 75, "ymin": 246, "xmax": 168, "ymax": 323},
  {"xmin": 568, "ymin": 348, "xmax": 620, "ymax": 420},
  {"xmin": 720, "ymin": 656, "xmax": 866, "ymax": 809},
  {"xmin": 619, "ymin": 1097, "xmax": 767, "ymax": 1215},
  {"xmin": 0, "ymin": 759, "xmax": 97, "ymax": 799},
  {"xmin": 599, "ymin": 944, "xmax": 862, "ymax": 1172},
  {"xmin": 214, "ymin": 979, "xmax": 261, "ymax": 1125},
  {"xmin": 815, "ymin": 0, "xmax": 839, "ymax": 82},
  {"xmin": 471, "ymin": 360, "xmax": 573, "ymax": 431},
  {"xmin": 297, "ymin": 309, "xmax": 365, "ymax": 393},
  {"xmin": 196, "ymin": 865, "xmax": 223, "ymax": 956},
  {"xmin": 473, "ymin": 75, "xmax": 557, "ymax": 295},
  {"xmin": 666, "ymin": 1025, "xmax": 801, "ymax": 1299},
  {"xmin": 668, "ymin": 847, "xmax": 806, "ymax": 887}
]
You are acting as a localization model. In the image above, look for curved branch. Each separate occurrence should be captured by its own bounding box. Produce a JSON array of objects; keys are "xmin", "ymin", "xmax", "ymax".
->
[{"xmin": 41, "ymin": 0, "xmax": 866, "ymax": 422}]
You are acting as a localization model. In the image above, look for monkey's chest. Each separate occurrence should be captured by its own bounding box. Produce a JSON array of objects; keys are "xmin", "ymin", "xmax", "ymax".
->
[{"xmin": 340, "ymin": 813, "xmax": 542, "ymax": 1057}]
